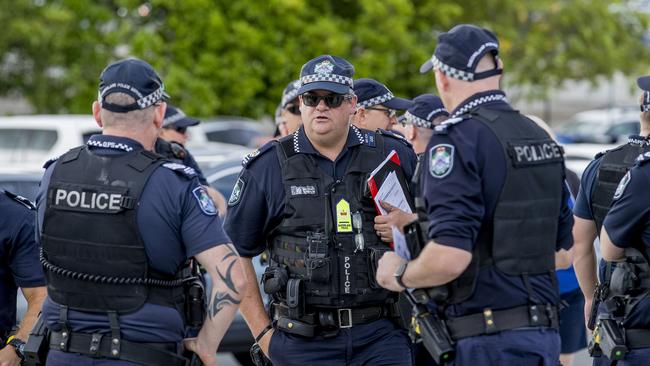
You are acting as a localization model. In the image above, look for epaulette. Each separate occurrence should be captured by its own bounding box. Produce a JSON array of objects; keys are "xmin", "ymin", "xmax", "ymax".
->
[
  {"xmin": 161, "ymin": 162, "xmax": 197, "ymax": 179},
  {"xmin": 635, "ymin": 151, "xmax": 650, "ymax": 165},
  {"xmin": 242, "ymin": 140, "xmax": 275, "ymax": 168},
  {"xmin": 376, "ymin": 129, "xmax": 411, "ymax": 148},
  {"xmin": 43, "ymin": 156, "xmax": 60, "ymax": 169},
  {"xmin": 3, "ymin": 190, "xmax": 36, "ymax": 210},
  {"xmin": 594, "ymin": 145, "xmax": 624, "ymax": 160},
  {"xmin": 433, "ymin": 115, "xmax": 470, "ymax": 135}
]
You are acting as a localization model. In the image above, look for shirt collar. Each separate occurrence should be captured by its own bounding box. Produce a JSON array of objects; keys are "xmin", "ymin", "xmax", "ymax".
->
[
  {"xmin": 293, "ymin": 124, "xmax": 365, "ymax": 155},
  {"xmin": 627, "ymin": 134, "xmax": 650, "ymax": 147},
  {"xmin": 86, "ymin": 134, "xmax": 143, "ymax": 153},
  {"xmin": 450, "ymin": 90, "xmax": 508, "ymax": 118}
]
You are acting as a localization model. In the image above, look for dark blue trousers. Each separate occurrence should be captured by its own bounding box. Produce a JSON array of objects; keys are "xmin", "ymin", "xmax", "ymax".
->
[
  {"xmin": 592, "ymin": 348, "xmax": 650, "ymax": 366},
  {"xmin": 446, "ymin": 328, "xmax": 561, "ymax": 366},
  {"xmin": 268, "ymin": 318, "xmax": 412, "ymax": 366},
  {"xmin": 47, "ymin": 350, "xmax": 141, "ymax": 365}
]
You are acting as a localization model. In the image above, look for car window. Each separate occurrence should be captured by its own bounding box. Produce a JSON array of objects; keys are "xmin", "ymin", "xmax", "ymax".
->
[
  {"xmin": 0, "ymin": 129, "xmax": 58, "ymax": 163},
  {"xmin": 607, "ymin": 121, "xmax": 639, "ymax": 136},
  {"xmin": 206, "ymin": 129, "xmax": 261, "ymax": 147},
  {"xmin": 210, "ymin": 171, "xmax": 240, "ymax": 198}
]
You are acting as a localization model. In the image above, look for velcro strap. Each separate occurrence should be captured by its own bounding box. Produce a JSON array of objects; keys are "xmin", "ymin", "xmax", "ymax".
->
[
  {"xmin": 446, "ymin": 304, "xmax": 558, "ymax": 340},
  {"xmin": 49, "ymin": 331, "xmax": 186, "ymax": 366}
]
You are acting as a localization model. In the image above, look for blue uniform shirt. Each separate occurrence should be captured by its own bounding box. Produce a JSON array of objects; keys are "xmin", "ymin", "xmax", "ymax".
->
[
  {"xmin": 603, "ymin": 159, "xmax": 650, "ymax": 328},
  {"xmin": 420, "ymin": 90, "xmax": 574, "ymax": 317},
  {"xmin": 224, "ymin": 125, "xmax": 417, "ymax": 258},
  {"xmin": 37, "ymin": 135, "xmax": 231, "ymax": 343},
  {"xmin": 0, "ymin": 192, "xmax": 45, "ymax": 333}
]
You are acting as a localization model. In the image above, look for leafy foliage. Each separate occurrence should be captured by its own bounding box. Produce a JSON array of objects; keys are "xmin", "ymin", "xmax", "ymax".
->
[{"xmin": 0, "ymin": 0, "xmax": 648, "ymax": 116}]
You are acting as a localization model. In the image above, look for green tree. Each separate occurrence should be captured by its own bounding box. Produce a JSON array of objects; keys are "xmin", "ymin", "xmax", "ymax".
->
[{"xmin": 0, "ymin": 0, "xmax": 647, "ymax": 117}]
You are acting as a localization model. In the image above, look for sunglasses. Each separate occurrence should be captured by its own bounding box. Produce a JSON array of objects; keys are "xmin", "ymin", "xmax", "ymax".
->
[
  {"xmin": 165, "ymin": 125, "xmax": 187, "ymax": 134},
  {"xmin": 366, "ymin": 107, "xmax": 396, "ymax": 118},
  {"xmin": 301, "ymin": 93, "xmax": 352, "ymax": 108},
  {"xmin": 285, "ymin": 104, "xmax": 301, "ymax": 115}
]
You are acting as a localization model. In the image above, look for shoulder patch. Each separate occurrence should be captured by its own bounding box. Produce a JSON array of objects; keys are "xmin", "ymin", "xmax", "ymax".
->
[
  {"xmin": 228, "ymin": 178, "xmax": 245, "ymax": 206},
  {"xmin": 613, "ymin": 171, "xmax": 631, "ymax": 200},
  {"xmin": 162, "ymin": 162, "xmax": 197, "ymax": 179},
  {"xmin": 43, "ymin": 156, "xmax": 60, "ymax": 169},
  {"xmin": 3, "ymin": 190, "xmax": 36, "ymax": 210},
  {"xmin": 192, "ymin": 186, "xmax": 217, "ymax": 215},
  {"xmin": 377, "ymin": 129, "xmax": 411, "ymax": 147},
  {"xmin": 242, "ymin": 141, "xmax": 275, "ymax": 168},
  {"xmin": 429, "ymin": 144, "xmax": 455, "ymax": 178}
]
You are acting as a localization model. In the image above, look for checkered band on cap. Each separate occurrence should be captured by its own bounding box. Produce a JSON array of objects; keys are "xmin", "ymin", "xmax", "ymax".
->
[
  {"xmin": 282, "ymin": 89, "xmax": 300, "ymax": 107},
  {"xmin": 136, "ymin": 86, "xmax": 165, "ymax": 109},
  {"xmin": 164, "ymin": 109, "xmax": 187, "ymax": 125},
  {"xmin": 357, "ymin": 92, "xmax": 394, "ymax": 110},
  {"xmin": 300, "ymin": 74, "xmax": 354, "ymax": 89},
  {"xmin": 642, "ymin": 92, "xmax": 650, "ymax": 112},
  {"xmin": 404, "ymin": 111, "xmax": 432, "ymax": 129},
  {"xmin": 431, "ymin": 55, "xmax": 474, "ymax": 81}
]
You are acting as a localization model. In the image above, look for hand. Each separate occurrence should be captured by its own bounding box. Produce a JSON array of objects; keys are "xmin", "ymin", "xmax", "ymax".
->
[
  {"xmin": 375, "ymin": 251, "xmax": 407, "ymax": 292},
  {"xmin": 258, "ymin": 328, "xmax": 274, "ymax": 358},
  {"xmin": 374, "ymin": 201, "xmax": 417, "ymax": 242},
  {"xmin": 183, "ymin": 337, "xmax": 217, "ymax": 366},
  {"xmin": 0, "ymin": 346, "xmax": 21, "ymax": 366}
]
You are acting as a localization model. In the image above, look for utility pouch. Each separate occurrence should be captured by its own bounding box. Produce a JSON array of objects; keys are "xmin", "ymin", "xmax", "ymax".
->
[
  {"xmin": 250, "ymin": 343, "xmax": 271, "ymax": 366},
  {"xmin": 599, "ymin": 318, "xmax": 628, "ymax": 361},
  {"xmin": 404, "ymin": 220, "xmax": 425, "ymax": 256},
  {"xmin": 276, "ymin": 317, "xmax": 315, "ymax": 337},
  {"xmin": 24, "ymin": 313, "xmax": 49, "ymax": 365},
  {"xmin": 610, "ymin": 262, "xmax": 638, "ymax": 296},
  {"xmin": 306, "ymin": 232, "xmax": 330, "ymax": 283},
  {"xmin": 286, "ymin": 279, "xmax": 304, "ymax": 319},
  {"xmin": 368, "ymin": 246, "xmax": 391, "ymax": 288},
  {"xmin": 184, "ymin": 261, "xmax": 206, "ymax": 329},
  {"xmin": 262, "ymin": 266, "xmax": 289, "ymax": 295}
]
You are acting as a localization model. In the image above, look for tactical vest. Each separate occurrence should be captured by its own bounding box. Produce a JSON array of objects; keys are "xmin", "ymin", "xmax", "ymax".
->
[
  {"xmin": 591, "ymin": 143, "xmax": 650, "ymax": 233},
  {"xmin": 268, "ymin": 132, "xmax": 396, "ymax": 309},
  {"xmin": 441, "ymin": 107, "xmax": 564, "ymax": 304},
  {"xmin": 41, "ymin": 146, "xmax": 184, "ymax": 313}
]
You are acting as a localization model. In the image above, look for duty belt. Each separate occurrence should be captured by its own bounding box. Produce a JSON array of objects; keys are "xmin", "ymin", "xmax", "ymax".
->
[
  {"xmin": 446, "ymin": 304, "xmax": 559, "ymax": 340},
  {"xmin": 273, "ymin": 303, "xmax": 397, "ymax": 337},
  {"xmin": 49, "ymin": 330, "xmax": 187, "ymax": 366},
  {"xmin": 626, "ymin": 328, "xmax": 650, "ymax": 349}
]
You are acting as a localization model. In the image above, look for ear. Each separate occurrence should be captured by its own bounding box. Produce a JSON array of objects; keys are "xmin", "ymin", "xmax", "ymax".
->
[
  {"xmin": 354, "ymin": 107, "xmax": 366, "ymax": 127},
  {"xmin": 153, "ymin": 102, "xmax": 167, "ymax": 129},
  {"xmin": 406, "ymin": 125, "xmax": 416, "ymax": 141},
  {"xmin": 92, "ymin": 101, "xmax": 103, "ymax": 128},
  {"xmin": 435, "ymin": 69, "xmax": 452, "ymax": 93}
]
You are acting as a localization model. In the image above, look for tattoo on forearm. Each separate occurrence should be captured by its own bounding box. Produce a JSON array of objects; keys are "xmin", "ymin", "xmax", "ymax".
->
[
  {"xmin": 207, "ymin": 255, "xmax": 241, "ymax": 319},
  {"xmin": 222, "ymin": 244, "xmax": 239, "ymax": 262}
]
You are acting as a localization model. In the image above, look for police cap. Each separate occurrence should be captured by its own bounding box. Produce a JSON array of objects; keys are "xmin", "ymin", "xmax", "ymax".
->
[
  {"xmin": 353, "ymin": 78, "xmax": 413, "ymax": 111},
  {"xmin": 297, "ymin": 55, "xmax": 354, "ymax": 95},
  {"xmin": 398, "ymin": 94, "xmax": 448, "ymax": 129}
]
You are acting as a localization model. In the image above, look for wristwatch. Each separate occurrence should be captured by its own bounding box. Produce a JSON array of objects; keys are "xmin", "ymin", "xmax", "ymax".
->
[
  {"xmin": 7, "ymin": 336, "xmax": 26, "ymax": 361},
  {"xmin": 394, "ymin": 261, "xmax": 409, "ymax": 289}
]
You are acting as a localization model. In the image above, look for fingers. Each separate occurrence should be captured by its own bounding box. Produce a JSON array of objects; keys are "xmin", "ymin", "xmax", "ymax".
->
[{"xmin": 380, "ymin": 200, "xmax": 396, "ymax": 212}]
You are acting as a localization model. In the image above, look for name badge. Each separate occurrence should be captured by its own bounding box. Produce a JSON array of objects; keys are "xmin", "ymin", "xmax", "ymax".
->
[{"xmin": 336, "ymin": 198, "xmax": 352, "ymax": 233}]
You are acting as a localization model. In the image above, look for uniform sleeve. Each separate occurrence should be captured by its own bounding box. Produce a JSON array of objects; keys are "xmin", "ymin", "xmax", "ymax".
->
[
  {"xmin": 180, "ymin": 182, "xmax": 231, "ymax": 258},
  {"xmin": 224, "ymin": 168, "xmax": 276, "ymax": 258},
  {"xmin": 8, "ymin": 206, "xmax": 46, "ymax": 288},
  {"xmin": 573, "ymin": 158, "xmax": 601, "ymax": 220},
  {"xmin": 421, "ymin": 131, "xmax": 485, "ymax": 252},
  {"xmin": 555, "ymin": 180, "xmax": 575, "ymax": 251},
  {"xmin": 603, "ymin": 167, "xmax": 650, "ymax": 248}
]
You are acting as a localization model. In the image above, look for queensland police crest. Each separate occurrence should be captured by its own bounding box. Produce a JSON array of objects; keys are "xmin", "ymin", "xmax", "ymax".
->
[
  {"xmin": 228, "ymin": 178, "xmax": 245, "ymax": 206},
  {"xmin": 430, "ymin": 144, "xmax": 454, "ymax": 178}
]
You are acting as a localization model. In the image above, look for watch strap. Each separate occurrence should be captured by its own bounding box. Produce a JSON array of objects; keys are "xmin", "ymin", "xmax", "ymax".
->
[{"xmin": 394, "ymin": 262, "xmax": 408, "ymax": 289}]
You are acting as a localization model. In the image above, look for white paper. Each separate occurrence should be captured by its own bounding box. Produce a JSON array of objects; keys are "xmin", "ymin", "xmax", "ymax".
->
[{"xmin": 374, "ymin": 171, "xmax": 412, "ymax": 260}]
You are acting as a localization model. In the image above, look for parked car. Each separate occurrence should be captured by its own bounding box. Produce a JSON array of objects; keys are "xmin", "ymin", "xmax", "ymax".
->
[
  {"xmin": 0, "ymin": 115, "xmax": 101, "ymax": 171},
  {"xmin": 188, "ymin": 117, "xmax": 274, "ymax": 148},
  {"xmin": 562, "ymin": 143, "xmax": 617, "ymax": 178},
  {"xmin": 555, "ymin": 108, "xmax": 639, "ymax": 144}
]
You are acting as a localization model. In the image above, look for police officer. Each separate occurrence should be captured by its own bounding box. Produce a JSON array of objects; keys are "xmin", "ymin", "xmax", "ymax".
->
[
  {"xmin": 351, "ymin": 78, "xmax": 413, "ymax": 132},
  {"xmin": 376, "ymin": 24, "xmax": 574, "ymax": 365},
  {"xmin": 156, "ymin": 105, "xmax": 228, "ymax": 216},
  {"xmin": 36, "ymin": 58, "xmax": 246, "ymax": 366},
  {"xmin": 598, "ymin": 152, "xmax": 650, "ymax": 364},
  {"xmin": 224, "ymin": 55, "xmax": 417, "ymax": 366},
  {"xmin": 375, "ymin": 94, "xmax": 449, "ymax": 243},
  {"xmin": 0, "ymin": 191, "xmax": 46, "ymax": 366},
  {"xmin": 573, "ymin": 77, "xmax": 650, "ymax": 337},
  {"xmin": 276, "ymin": 80, "xmax": 303, "ymax": 137}
]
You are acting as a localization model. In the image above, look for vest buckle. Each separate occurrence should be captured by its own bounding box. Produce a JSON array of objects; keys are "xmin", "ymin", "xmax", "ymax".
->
[{"xmin": 338, "ymin": 308, "xmax": 353, "ymax": 328}]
